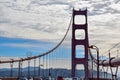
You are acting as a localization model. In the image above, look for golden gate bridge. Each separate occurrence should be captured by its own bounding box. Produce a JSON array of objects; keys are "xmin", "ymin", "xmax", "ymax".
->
[{"xmin": 0, "ymin": 9, "xmax": 120, "ymax": 80}]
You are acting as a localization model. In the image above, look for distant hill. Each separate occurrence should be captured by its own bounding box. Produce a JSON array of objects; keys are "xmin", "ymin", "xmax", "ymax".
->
[{"xmin": 0, "ymin": 67, "xmax": 113, "ymax": 79}]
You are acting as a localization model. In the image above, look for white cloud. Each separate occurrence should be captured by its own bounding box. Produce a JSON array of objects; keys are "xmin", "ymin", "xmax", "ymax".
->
[
  {"xmin": 0, "ymin": 0, "xmax": 71, "ymax": 43},
  {"xmin": 0, "ymin": 0, "xmax": 120, "ymax": 70}
]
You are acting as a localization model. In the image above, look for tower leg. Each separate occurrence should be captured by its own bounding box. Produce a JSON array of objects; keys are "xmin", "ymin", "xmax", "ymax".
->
[{"xmin": 71, "ymin": 9, "xmax": 89, "ymax": 79}]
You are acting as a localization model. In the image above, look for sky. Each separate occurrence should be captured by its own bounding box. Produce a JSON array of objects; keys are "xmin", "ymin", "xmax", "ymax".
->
[
  {"xmin": 0, "ymin": 0, "xmax": 119, "ymax": 56},
  {"xmin": 0, "ymin": 0, "xmax": 120, "ymax": 70},
  {"xmin": 0, "ymin": 0, "xmax": 120, "ymax": 77}
]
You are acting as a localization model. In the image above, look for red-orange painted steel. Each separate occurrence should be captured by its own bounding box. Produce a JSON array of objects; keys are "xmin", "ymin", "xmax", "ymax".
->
[{"xmin": 72, "ymin": 9, "xmax": 89, "ymax": 79}]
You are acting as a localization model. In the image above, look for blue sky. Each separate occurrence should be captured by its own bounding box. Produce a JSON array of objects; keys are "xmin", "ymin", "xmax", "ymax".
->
[
  {"xmin": 0, "ymin": 0, "xmax": 120, "ymax": 57},
  {"xmin": 0, "ymin": 0, "xmax": 120, "ymax": 75},
  {"xmin": 0, "ymin": 36, "xmax": 56, "ymax": 56}
]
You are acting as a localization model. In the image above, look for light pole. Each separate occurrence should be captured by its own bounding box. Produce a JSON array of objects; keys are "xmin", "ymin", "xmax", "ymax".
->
[
  {"xmin": 89, "ymin": 45, "xmax": 99, "ymax": 80},
  {"xmin": 26, "ymin": 52, "xmax": 32, "ymax": 79},
  {"xmin": 10, "ymin": 59, "xmax": 14, "ymax": 78}
]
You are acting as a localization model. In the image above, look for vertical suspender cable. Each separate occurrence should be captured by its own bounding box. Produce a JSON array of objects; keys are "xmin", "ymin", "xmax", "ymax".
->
[
  {"xmin": 28, "ymin": 60, "xmax": 30, "ymax": 79},
  {"xmin": 43, "ymin": 56, "xmax": 45, "ymax": 77},
  {"xmin": 18, "ymin": 61, "xmax": 20, "ymax": 78},
  {"xmin": 38, "ymin": 57, "xmax": 40, "ymax": 77},
  {"xmin": 48, "ymin": 53, "xmax": 50, "ymax": 76},
  {"xmin": 21, "ymin": 60, "xmax": 23, "ymax": 77},
  {"xmin": 10, "ymin": 61, "xmax": 13, "ymax": 77},
  {"xmin": 46, "ymin": 55, "xmax": 47, "ymax": 77},
  {"xmin": 34, "ymin": 59, "xmax": 36, "ymax": 77}
]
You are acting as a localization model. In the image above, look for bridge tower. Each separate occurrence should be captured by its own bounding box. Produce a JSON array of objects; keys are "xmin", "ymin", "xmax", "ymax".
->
[{"xmin": 72, "ymin": 9, "xmax": 89, "ymax": 79}]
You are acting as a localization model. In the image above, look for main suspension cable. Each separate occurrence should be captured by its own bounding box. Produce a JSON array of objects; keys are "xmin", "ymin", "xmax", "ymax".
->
[
  {"xmin": 0, "ymin": 15, "xmax": 73, "ymax": 64},
  {"xmin": 102, "ymin": 42, "xmax": 120, "ymax": 56}
]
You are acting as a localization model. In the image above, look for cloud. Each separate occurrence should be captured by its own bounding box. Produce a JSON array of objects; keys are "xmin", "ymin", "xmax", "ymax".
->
[
  {"xmin": 86, "ymin": 0, "xmax": 120, "ymax": 55},
  {"xmin": 0, "ymin": 0, "xmax": 120, "ymax": 76},
  {"xmin": 0, "ymin": 0, "xmax": 120, "ymax": 57},
  {"xmin": 0, "ymin": 0, "xmax": 71, "ymax": 43}
]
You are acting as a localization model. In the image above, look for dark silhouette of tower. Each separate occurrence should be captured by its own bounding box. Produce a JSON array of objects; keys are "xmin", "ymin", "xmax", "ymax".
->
[{"xmin": 72, "ymin": 9, "xmax": 89, "ymax": 80}]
